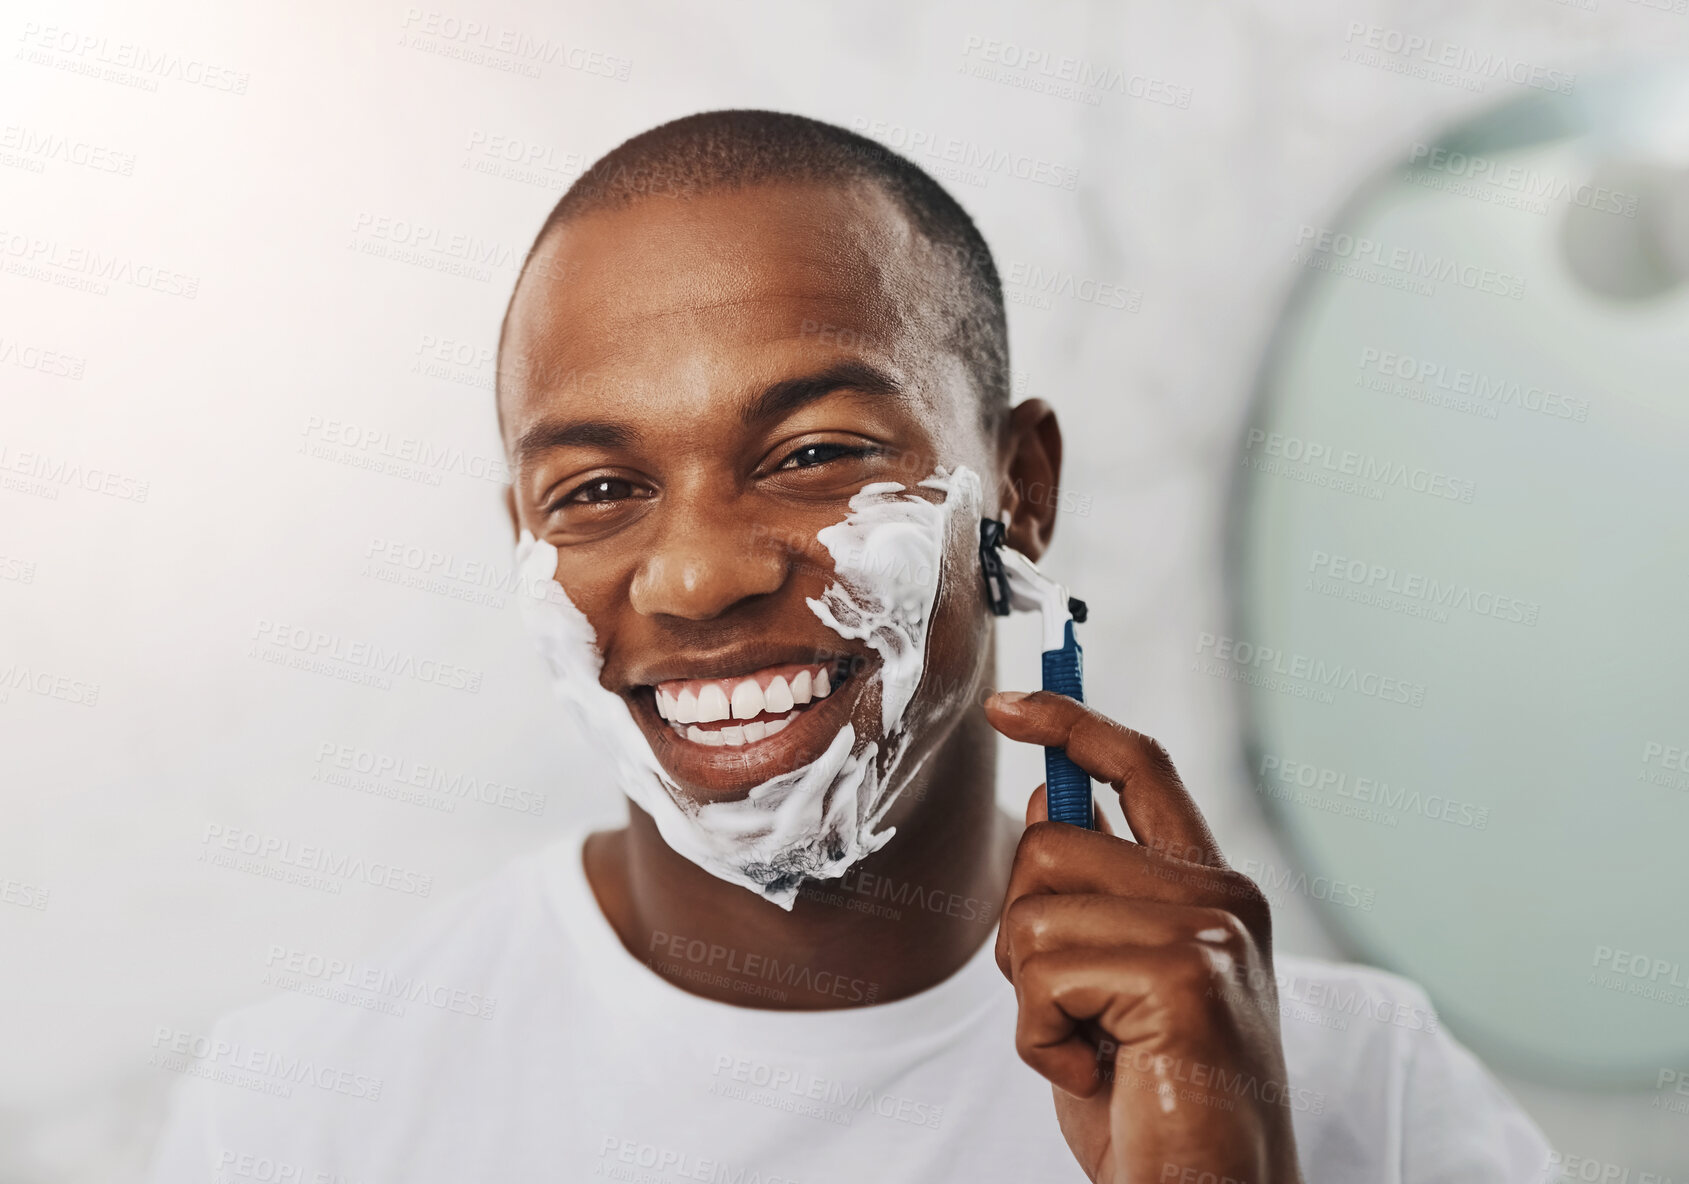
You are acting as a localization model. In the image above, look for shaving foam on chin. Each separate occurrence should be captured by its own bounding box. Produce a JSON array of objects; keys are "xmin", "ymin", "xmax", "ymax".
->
[{"xmin": 516, "ymin": 465, "xmax": 983, "ymax": 909}]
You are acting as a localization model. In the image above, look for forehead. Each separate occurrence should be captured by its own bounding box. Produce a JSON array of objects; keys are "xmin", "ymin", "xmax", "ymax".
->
[{"xmin": 498, "ymin": 181, "xmax": 962, "ymax": 440}]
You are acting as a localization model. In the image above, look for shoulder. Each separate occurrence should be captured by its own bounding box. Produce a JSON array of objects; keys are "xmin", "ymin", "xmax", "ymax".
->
[
  {"xmin": 218, "ymin": 839, "xmax": 576, "ymax": 1066},
  {"xmin": 230, "ymin": 840, "xmax": 558, "ymax": 1036},
  {"xmin": 1274, "ymin": 953, "xmax": 1443, "ymax": 1070},
  {"xmin": 149, "ymin": 839, "xmax": 580, "ymax": 1181},
  {"xmin": 1273, "ymin": 954, "xmax": 1552, "ymax": 1183}
]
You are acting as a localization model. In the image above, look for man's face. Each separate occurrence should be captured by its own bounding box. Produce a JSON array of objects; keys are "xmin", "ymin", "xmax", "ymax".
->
[{"xmin": 499, "ymin": 180, "xmax": 1000, "ymax": 812}]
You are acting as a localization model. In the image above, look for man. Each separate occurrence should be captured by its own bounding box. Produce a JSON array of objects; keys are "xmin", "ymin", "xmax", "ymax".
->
[{"xmin": 151, "ymin": 110, "xmax": 1551, "ymax": 1183}]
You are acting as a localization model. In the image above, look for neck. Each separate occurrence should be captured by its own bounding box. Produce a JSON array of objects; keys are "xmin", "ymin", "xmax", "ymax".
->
[{"xmin": 584, "ymin": 703, "xmax": 1019, "ymax": 1009}]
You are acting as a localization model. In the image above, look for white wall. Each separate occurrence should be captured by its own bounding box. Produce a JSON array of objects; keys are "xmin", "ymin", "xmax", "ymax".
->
[{"xmin": 2, "ymin": 0, "xmax": 1683, "ymax": 1178}]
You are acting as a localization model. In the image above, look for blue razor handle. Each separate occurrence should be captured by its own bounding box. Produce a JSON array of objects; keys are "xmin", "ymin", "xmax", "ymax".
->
[{"xmin": 1041, "ymin": 620, "xmax": 1094, "ymax": 829}]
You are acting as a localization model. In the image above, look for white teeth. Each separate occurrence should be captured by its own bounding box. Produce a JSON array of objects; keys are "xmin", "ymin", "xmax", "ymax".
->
[
  {"xmin": 677, "ymin": 708, "xmax": 801, "ymax": 748},
  {"xmin": 696, "ymin": 683, "xmax": 730, "ymax": 723},
  {"xmin": 661, "ymin": 662, "xmax": 847, "ymax": 747},
  {"xmin": 730, "ymin": 678, "xmax": 765, "ymax": 720},
  {"xmin": 763, "ymin": 675, "xmax": 794, "ymax": 714},
  {"xmin": 674, "ymin": 686, "xmax": 699, "ymax": 724}
]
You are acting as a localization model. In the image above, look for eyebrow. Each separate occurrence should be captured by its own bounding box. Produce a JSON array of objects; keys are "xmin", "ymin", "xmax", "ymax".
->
[
  {"xmin": 739, "ymin": 359, "xmax": 904, "ymax": 427},
  {"xmin": 513, "ymin": 359, "xmax": 906, "ymax": 467},
  {"xmin": 513, "ymin": 417, "xmax": 638, "ymax": 468}
]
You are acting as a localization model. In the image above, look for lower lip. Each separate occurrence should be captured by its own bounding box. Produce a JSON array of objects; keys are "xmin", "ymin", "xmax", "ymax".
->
[{"xmin": 632, "ymin": 668, "xmax": 869, "ymax": 799}]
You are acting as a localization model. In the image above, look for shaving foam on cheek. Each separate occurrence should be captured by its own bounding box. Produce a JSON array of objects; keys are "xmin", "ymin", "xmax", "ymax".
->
[{"xmin": 515, "ymin": 464, "xmax": 982, "ymax": 910}]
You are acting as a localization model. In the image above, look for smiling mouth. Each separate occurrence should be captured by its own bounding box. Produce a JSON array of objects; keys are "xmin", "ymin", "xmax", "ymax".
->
[
  {"xmin": 625, "ymin": 650, "xmax": 873, "ymax": 796},
  {"xmin": 649, "ymin": 657, "xmax": 858, "ymax": 748}
]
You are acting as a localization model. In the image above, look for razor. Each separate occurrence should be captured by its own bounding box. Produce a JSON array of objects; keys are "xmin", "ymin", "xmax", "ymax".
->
[{"xmin": 979, "ymin": 518, "xmax": 1093, "ymax": 829}]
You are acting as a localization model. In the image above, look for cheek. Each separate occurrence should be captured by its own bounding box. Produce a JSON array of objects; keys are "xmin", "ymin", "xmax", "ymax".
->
[
  {"xmin": 550, "ymin": 545, "xmax": 629, "ymax": 610},
  {"xmin": 910, "ymin": 538, "xmax": 992, "ymax": 722},
  {"xmin": 544, "ymin": 558, "xmax": 625, "ymax": 683}
]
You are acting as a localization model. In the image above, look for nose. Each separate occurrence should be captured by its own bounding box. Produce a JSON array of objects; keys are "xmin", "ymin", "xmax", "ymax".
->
[{"xmin": 627, "ymin": 504, "xmax": 790, "ymax": 621}]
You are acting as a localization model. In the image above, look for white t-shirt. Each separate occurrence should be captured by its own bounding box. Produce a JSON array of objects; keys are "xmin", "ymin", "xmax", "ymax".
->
[{"xmin": 149, "ymin": 828, "xmax": 1552, "ymax": 1184}]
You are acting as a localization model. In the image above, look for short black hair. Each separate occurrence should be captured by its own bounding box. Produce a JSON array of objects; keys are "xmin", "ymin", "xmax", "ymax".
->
[{"xmin": 498, "ymin": 109, "xmax": 1009, "ymax": 434}]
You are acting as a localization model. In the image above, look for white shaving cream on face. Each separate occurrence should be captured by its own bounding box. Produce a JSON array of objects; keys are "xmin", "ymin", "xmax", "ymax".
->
[{"xmin": 516, "ymin": 465, "xmax": 983, "ymax": 909}]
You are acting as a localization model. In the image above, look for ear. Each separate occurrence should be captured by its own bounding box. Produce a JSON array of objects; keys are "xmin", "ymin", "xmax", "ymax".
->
[
  {"xmin": 995, "ymin": 399, "xmax": 1064, "ymax": 562},
  {"xmin": 503, "ymin": 484, "xmax": 521, "ymax": 543}
]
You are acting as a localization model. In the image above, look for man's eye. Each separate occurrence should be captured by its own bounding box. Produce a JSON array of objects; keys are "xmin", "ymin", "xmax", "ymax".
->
[
  {"xmin": 778, "ymin": 443, "xmax": 875, "ymax": 470},
  {"xmin": 562, "ymin": 477, "xmax": 640, "ymax": 506}
]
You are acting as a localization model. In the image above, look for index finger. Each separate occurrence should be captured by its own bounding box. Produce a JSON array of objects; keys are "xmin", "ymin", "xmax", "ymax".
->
[{"xmin": 986, "ymin": 690, "xmax": 1225, "ymax": 868}]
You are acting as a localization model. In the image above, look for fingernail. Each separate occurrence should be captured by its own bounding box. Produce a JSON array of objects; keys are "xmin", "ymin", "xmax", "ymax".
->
[{"xmin": 990, "ymin": 690, "xmax": 1029, "ymax": 707}]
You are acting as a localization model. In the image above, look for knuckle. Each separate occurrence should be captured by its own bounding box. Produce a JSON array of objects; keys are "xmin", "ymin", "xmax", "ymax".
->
[
  {"xmin": 1143, "ymin": 735, "xmax": 1175, "ymax": 766},
  {"xmin": 1222, "ymin": 868, "xmax": 1270, "ymax": 916},
  {"xmin": 1147, "ymin": 835, "xmax": 1209, "ymax": 864},
  {"xmin": 1195, "ymin": 906, "xmax": 1251, "ymax": 952},
  {"xmin": 1015, "ymin": 948, "xmax": 1055, "ymax": 987},
  {"xmin": 1124, "ymin": 726, "xmax": 1178, "ymax": 775},
  {"xmin": 1015, "ymin": 821, "xmax": 1067, "ymax": 877},
  {"xmin": 1003, "ymin": 894, "xmax": 1052, "ymax": 949},
  {"xmin": 1167, "ymin": 943, "xmax": 1217, "ymax": 992},
  {"xmin": 1012, "ymin": 1029, "xmax": 1049, "ymax": 1072}
]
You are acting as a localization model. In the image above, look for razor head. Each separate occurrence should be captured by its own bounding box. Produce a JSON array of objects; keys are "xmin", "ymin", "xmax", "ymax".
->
[
  {"xmin": 982, "ymin": 517, "xmax": 1091, "ymax": 629},
  {"xmin": 979, "ymin": 518, "xmax": 1013, "ymax": 616}
]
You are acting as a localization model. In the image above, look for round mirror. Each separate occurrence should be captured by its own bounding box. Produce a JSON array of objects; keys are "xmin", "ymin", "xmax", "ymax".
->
[{"xmin": 1231, "ymin": 65, "xmax": 1689, "ymax": 1085}]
